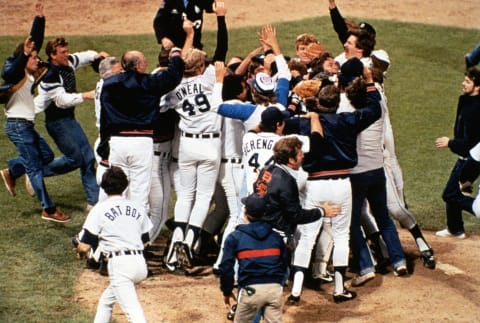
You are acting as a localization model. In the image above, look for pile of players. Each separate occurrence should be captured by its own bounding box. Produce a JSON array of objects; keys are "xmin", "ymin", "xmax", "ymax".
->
[{"xmin": 4, "ymin": 0, "xmax": 480, "ymax": 321}]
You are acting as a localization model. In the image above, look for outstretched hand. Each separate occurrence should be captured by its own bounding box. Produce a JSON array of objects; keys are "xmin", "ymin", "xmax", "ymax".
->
[
  {"xmin": 435, "ymin": 136, "xmax": 449, "ymax": 148},
  {"xmin": 258, "ymin": 24, "xmax": 278, "ymax": 52}
]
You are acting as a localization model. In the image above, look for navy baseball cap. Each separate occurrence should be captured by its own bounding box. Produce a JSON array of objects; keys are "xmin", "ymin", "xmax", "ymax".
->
[
  {"xmin": 261, "ymin": 105, "xmax": 290, "ymax": 128},
  {"xmin": 358, "ymin": 22, "xmax": 376, "ymax": 36},
  {"xmin": 338, "ymin": 57, "xmax": 364, "ymax": 88},
  {"xmin": 241, "ymin": 193, "xmax": 266, "ymax": 219}
]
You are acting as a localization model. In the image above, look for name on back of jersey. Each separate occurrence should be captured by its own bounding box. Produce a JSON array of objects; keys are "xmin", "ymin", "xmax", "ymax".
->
[
  {"xmin": 175, "ymin": 83, "xmax": 203, "ymax": 100},
  {"xmin": 104, "ymin": 205, "xmax": 142, "ymax": 221},
  {"xmin": 243, "ymin": 137, "xmax": 276, "ymax": 155}
]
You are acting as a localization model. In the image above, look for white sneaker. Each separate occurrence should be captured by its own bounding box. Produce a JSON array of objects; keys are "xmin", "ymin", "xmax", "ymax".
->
[
  {"xmin": 351, "ymin": 271, "xmax": 376, "ymax": 286},
  {"xmin": 435, "ymin": 228, "xmax": 465, "ymax": 239}
]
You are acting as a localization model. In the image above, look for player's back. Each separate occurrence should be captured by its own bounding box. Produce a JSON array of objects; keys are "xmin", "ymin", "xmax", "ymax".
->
[{"xmin": 242, "ymin": 131, "xmax": 281, "ymax": 193}]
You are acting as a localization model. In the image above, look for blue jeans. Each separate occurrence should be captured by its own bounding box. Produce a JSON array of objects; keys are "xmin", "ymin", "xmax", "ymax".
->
[
  {"xmin": 442, "ymin": 158, "xmax": 475, "ymax": 234},
  {"xmin": 5, "ymin": 119, "xmax": 56, "ymax": 210},
  {"xmin": 45, "ymin": 117, "xmax": 99, "ymax": 205},
  {"xmin": 350, "ymin": 168, "xmax": 406, "ymax": 275}
]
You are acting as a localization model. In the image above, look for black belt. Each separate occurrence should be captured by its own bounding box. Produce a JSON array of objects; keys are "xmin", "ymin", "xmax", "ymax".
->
[
  {"xmin": 154, "ymin": 151, "xmax": 171, "ymax": 158},
  {"xmin": 221, "ymin": 157, "xmax": 242, "ymax": 164},
  {"xmin": 182, "ymin": 131, "xmax": 220, "ymax": 139},
  {"xmin": 108, "ymin": 249, "xmax": 143, "ymax": 258},
  {"xmin": 6, "ymin": 118, "xmax": 32, "ymax": 123}
]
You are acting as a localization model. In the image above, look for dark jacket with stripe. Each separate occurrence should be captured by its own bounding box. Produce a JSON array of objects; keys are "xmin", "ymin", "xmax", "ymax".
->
[{"xmin": 219, "ymin": 221, "xmax": 288, "ymax": 296}]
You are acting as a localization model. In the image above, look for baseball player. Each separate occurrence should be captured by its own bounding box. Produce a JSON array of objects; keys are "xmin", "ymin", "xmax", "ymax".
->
[
  {"xmin": 75, "ymin": 166, "xmax": 152, "ymax": 323},
  {"xmin": 285, "ymin": 66, "xmax": 382, "ymax": 303},
  {"xmin": 242, "ymin": 106, "xmax": 286, "ymax": 194},
  {"xmin": 93, "ymin": 56, "xmax": 122, "ymax": 202},
  {"xmin": 161, "ymin": 56, "xmax": 225, "ymax": 269},
  {"xmin": 162, "ymin": 3, "xmax": 228, "ymax": 271},
  {"xmin": 98, "ymin": 46, "xmax": 184, "ymax": 215},
  {"xmin": 211, "ymin": 74, "xmax": 247, "ymax": 271}
]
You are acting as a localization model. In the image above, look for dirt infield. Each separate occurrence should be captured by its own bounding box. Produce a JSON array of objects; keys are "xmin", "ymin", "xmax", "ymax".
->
[
  {"xmin": 74, "ymin": 231, "xmax": 480, "ymax": 322},
  {"xmin": 4, "ymin": 0, "xmax": 480, "ymax": 322}
]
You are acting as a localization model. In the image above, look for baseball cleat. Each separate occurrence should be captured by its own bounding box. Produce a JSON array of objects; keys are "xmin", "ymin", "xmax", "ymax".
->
[
  {"xmin": 316, "ymin": 270, "xmax": 334, "ymax": 283},
  {"xmin": 421, "ymin": 250, "xmax": 436, "ymax": 269},
  {"xmin": 333, "ymin": 289, "xmax": 357, "ymax": 303},
  {"xmin": 286, "ymin": 294, "xmax": 301, "ymax": 305},
  {"xmin": 393, "ymin": 265, "xmax": 408, "ymax": 277},
  {"xmin": 1, "ymin": 168, "xmax": 16, "ymax": 197},
  {"xmin": 166, "ymin": 262, "xmax": 187, "ymax": 275},
  {"xmin": 351, "ymin": 271, "xmax": 376, "ymax": 286},
  {"xmin": 175, "ymin": 242, "xmax": 194, "ymax": 268},
  {"xmin": 435, "ymin": 228, "xmax": 465, "ymax": 239}
]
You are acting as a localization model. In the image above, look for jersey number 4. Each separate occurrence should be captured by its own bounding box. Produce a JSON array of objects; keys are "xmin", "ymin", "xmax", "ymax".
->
[
  {"xmin": 248, "ymin": 153, "xmax": 274, "ymax": 172},
  {"xmin": 182, "ymin": 93, "xmax": 211, "ymax": 116}
]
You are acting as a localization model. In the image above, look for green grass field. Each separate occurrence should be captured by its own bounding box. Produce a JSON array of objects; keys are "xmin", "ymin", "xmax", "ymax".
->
[{"xmin": 0, "ymin": 16, "xmax": 479, "ymax": 321}]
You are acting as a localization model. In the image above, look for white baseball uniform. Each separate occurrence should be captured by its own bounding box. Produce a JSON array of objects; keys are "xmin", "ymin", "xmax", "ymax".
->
[
  {"xmin": 242, "ymin": 131, "xmax": 281, "ymax": 194},
  {"xmin": 81, "ymin": 195, "xmax": 152, "ymax": 323},
  {"xmin": 161, "ymin": 64, "xmax": 223, "ymax": 255}
]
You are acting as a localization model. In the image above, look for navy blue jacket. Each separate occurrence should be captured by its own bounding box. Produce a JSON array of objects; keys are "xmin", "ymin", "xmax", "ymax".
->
[
  {"xmin": 449, "ymin": 95, "xmax": 480, "ymax": 157},
  {"xmin": 257, "ymin": 164, "xmax": 324, "ymax": 236},
  {"xmin": 284, "ymin": 89, "xmax": 381, "ymax": 172},
  {"xmin": 97, "ymin": 56, "xmax": 184, "ymax": 158},
  {"xmin": 219, "ymin": 221, "xmax": 288, "ymax": 296}
]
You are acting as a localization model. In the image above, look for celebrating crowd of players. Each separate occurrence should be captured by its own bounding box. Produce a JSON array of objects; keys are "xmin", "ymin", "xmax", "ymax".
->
[{"xmin": 3, "ymin": 0, "xmax": 480, "ymax": 321}]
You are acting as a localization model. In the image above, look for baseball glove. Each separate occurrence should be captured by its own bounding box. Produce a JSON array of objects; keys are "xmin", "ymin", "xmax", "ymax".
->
[{"xmin": 76, "ymin": 242, "xmax": 92, "ymax": 259}]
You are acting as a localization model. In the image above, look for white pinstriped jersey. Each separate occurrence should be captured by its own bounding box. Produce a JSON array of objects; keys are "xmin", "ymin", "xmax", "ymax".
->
[
  {"xmin": 160, "ymin": 64, "xmax": 222, "ymax": 134},
  {"xmin": 242, "ymin": 131, "xmax": 281, "ymax": 193}
]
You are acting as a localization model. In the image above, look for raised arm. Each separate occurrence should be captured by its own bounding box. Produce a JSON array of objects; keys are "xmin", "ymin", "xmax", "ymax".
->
[
  {"xmin": 212, "ymin": 1, "xmax": 228, "ymax": 63},
  {"xmin": 328, "ymin": 0, "xmax": 349, "ymax": 45},
  {"xmin": 31, "ymin": 1, "xmax": 45, "ymax": 52}
]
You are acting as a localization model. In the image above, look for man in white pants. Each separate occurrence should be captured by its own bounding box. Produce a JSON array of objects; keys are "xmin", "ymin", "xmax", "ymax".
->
[
  {"xmin": 161, "ymin": 53, "xmax": 225, "ymax": 270},
  {"xmin": 98, "ymin": 49, "xmax": 184, "ymax": 212}
]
